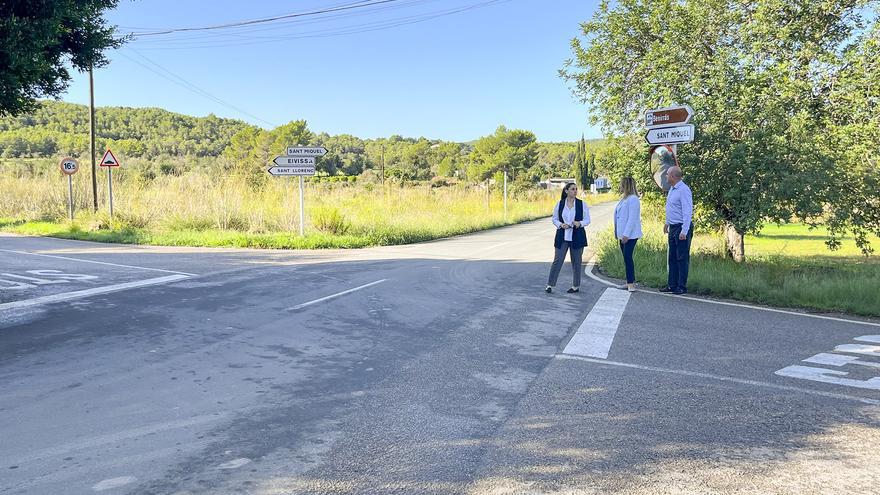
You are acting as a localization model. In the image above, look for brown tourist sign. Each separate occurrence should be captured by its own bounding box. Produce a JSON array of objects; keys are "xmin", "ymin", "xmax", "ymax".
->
[{"xmin": 645, "ymin": 104, "xmax": 694, "ymax": 128}]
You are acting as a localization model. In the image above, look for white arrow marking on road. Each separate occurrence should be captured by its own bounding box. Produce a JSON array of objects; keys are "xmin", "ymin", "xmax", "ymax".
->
[
  {"xmin": 0, "ymin": 249, "xmax": 197, "ymax": 276},
  {"xmin": 561, "ymin": 355, "xmax": 879, "ymax": 405},
  {"xmin": 0, "ymin": 275, "xmax": 189, "ymax": 312},
  {"xmin": 287, "ymin": 279, "xmax": 387, "ymax": 311}
]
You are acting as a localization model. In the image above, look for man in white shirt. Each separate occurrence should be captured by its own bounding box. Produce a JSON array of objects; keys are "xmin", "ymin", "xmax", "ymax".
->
[{"xmin": 662, "ymin": 166, "xmax": 693, "ymax": 295}]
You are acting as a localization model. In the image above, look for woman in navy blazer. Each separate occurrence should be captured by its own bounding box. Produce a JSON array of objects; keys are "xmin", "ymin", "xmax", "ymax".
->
[
  {"xmin": 546, "ymin": 183, "xmax": 591, "ymax": 294},
  {"xmin": 613, "ymin": 177, "xmax": 642, "ymax": 292}
]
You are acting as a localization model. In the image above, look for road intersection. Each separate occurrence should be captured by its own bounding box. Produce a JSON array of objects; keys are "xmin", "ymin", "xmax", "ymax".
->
[{"xmin": 1, "ymin": 203, "xmax": 878, "ymax": 494}]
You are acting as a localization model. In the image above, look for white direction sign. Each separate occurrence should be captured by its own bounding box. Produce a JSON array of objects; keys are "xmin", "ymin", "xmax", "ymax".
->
[
  {"xmin": 645, "ymin": 124, "xmax": 695, "ymax": 145},
  {"xmin": 286, "ymin": 146, "xmax": 327, "ymax": 157},
  {"xmin": 267, "ymin": 166, "xmax": 316, "ymax": 176},
  {"xmin": 273, "ymin": 156, "xmax": 316, "ymax": 166}
]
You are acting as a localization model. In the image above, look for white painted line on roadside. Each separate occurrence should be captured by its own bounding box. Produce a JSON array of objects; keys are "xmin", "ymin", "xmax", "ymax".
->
[
  {"xmin": 93, "ymin": 476, "xmax": 137, "ymax": 492},
  {"xmin": 287, "ymin": 279, "xmax": 387, "ymax": 311},
  {"xmin": 3, "ymin": 412, "xmax": 228, "ymax": 465},
  {"xmin": 557, "ymin": 354, "xmax": 880, "ymax": 406},
  {"xmin": 217, "ymin": 458, "xmax": 252, "ymax": 470},
  {"xmin": 563, "ymin": 288, "xmax": 630, "ymax": 358},
  {"xmin": 0, "ymin": 249, "xmax": 198, "ymax": 276},
  {"xmin": 583, "ymin": 256, "xmax": 880, "ymax": 328},
  {"xmin": 0, "ymin": 274, "xmax": 189, "ymax": 312}
]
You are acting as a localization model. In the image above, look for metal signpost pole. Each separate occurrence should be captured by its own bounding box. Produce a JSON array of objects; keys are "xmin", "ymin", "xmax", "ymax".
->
[
  {"xmin": 503, "ymin": 170, "xmax": 508, "ymax": 219},
  {"xmin": 60, "ymin": 157, "xmax": 79, "ymax": 220},
  {"xmin": 270, "ymin": 147, "xmax": 325, "ymax": 236},
  {"xmin": 67, "ymin": 175, "xmax": 74, "ymax": 220},
  {"xmin": 486, "ymin": 178, "xmax": 490, "ymax": 212},
  {"xmin": 108, "ymin": 168, "xmax": 114, "ymax": 218},
  {"xmin": 298, "ymin": 176, "xmax": 305, "ymax": 236}
]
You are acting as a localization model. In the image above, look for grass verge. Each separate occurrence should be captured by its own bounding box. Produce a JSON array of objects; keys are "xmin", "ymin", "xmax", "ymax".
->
[
  {"xmin": 0, "ymin": 192, "xmax": 616, "ymax": 249},
  {"xmin": 596, "ymin": 220, "xmax": 880, "ymax": 317}
]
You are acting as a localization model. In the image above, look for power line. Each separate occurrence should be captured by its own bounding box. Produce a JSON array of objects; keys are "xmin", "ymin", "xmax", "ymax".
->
[
  {"xmin": 125, "ymin": 0, "xmax": 403, "ymax": 37},
  {"xmin": 121, "ymin": 0, "xmax": 512, "ymax": 51},
  {"xmin": 117, "ymin": 48, "xmax": 278, "ymax": 127}
]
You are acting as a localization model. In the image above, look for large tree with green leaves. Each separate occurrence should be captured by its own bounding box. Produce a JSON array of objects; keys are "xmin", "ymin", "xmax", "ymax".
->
[
  {"xmin": 1, "ymin": 0, "xmax": 123, "ymax": 116},
  {"xmin": 467, "ymin": 125, "xmax": 537, "ymax": 182},
  {"xmin": 562, "ymin": 0, "xmax": 879, "ymax": 260}
]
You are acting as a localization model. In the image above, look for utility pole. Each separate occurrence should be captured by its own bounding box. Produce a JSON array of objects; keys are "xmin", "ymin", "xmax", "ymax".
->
[
  {"xmin": 89, "ymin": 66, "xmax": 98, "ymax": 212},
  {"xmin": 380, "ymin": 144, "xmax": 385, "ymax": 184},
  {"xmin": 503, "ymin": 168, "xmax": 508, "ymax": 219}
]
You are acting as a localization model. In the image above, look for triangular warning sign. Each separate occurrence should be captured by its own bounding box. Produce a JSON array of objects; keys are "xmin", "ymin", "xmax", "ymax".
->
[{"xmin": 100, "ymin": 149, "xmax": 120, "ymax": 167}]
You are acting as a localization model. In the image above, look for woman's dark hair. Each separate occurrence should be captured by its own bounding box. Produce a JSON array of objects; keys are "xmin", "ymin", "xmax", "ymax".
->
[{"xmin": 560, "ymin": 182, "xmax": 577, "ymax": 201}]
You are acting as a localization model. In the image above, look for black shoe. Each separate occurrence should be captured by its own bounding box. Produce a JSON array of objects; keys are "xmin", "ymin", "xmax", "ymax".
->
[
  {"xmin": 659, "ymin": 286, "xmax": 675, "ymax": 293},
  {"xmin": 673, "ymin": 288, "xmax": 687, "ymax": 295},
  {"xmin": 545, "ymin": 286, "xmax": 552, "ymax": 293},
  {"xmin": 567, "ymin": 287, "xmax": 579, "ymax": 293}
]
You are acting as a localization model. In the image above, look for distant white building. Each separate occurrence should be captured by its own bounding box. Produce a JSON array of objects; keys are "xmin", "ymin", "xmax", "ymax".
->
[{"xmin": 541, "ymin": 178, "xmax": 577, "ymax": 190}]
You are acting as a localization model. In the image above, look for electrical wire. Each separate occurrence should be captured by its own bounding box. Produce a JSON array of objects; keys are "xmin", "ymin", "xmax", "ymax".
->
[
  {"xmin": 120, "ymin": 0, "xmax": 512, "ymax": 50},
  {"xmin": 117, "ymin": 48, "xmax": 278, "ymax": 127}
]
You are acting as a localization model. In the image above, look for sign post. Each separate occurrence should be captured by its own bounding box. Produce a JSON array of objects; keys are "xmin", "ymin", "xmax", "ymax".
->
[
  {"xmin": 644, "ymin": 105, "xmax": 695, "ymax": 190},
  {"xmin": 99, "ymin": 149, "xmax": 120, "ymax": 217},
  {"xmin": 269, "ymin": 147, "xmax": 323, "ymax": 236},
  {"xmin": 59, "ymin": 157, "xmax": 79, "ymax": 220},
  {"xmin": 503, "ymin": 169, "xmax": 508, "ymax": 219}
]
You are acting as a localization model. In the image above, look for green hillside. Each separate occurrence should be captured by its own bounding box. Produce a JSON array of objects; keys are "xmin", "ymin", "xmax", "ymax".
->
[{"xmin": 0, "ymin": 100, "xmax": 256, "ymax": 158}]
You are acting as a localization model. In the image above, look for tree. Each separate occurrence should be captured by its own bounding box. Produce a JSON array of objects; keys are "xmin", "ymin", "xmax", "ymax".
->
[
  {"xmin": 1, "ymin": 0, "xmax": 124, "ymax": 116},
  {"xmin": 562, "ymin": 0, "xmax": 876, "ymax": 260},
  {"xmin": 467, "ymin": 125, "xmax": 537, "ymax": 182},
  {"xmin": 574, "ymin": 134, "xmax": 586, "ymax": 189}
]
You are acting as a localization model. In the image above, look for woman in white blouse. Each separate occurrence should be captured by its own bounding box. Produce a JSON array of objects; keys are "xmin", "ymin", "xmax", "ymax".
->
[
  {"xmin": 546, "ymin": 182, "xmax": 591, "ymax": 294},
  {"xmin": 613, "ymin": 177, "xmax": 642, "ymax": 292}
]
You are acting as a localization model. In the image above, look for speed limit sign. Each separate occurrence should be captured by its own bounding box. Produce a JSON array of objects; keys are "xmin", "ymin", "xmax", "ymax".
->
[{"xmin": 59, "ymin": 157, "xmax": 79, "ymax": 175}]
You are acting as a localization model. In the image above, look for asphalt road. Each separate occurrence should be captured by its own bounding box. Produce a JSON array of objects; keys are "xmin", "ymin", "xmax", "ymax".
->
[{"xmin": 1, "ymin": 202, "xmax": 878, "ymax": 494}]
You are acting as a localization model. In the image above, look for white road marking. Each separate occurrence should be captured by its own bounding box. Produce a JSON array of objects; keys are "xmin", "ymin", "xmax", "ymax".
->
[
  {"xmin": 287, "ymin": 279, "xmax": 387, "ymax": 311},
  {"xmin": 804, "ymin": 352, "xmax": 880, "ymax": 369},
  {"xmin": 557, "ymin": 355, "xmax": 879, "ymax": 405},
  {"xmin": 0, "ymin": 249, "xmax": 197, "ymax": 276},
  {"xmin": 834, "ymin": 343, "xmax": 880, "ymax": 357},
  {"xmin": 93, "ymin": 476, "xmax": 137, "ymax": 491},
  {"xmin": 775, "ymin": 365, "xmax": 880, "ymax": 391},
  {"xmin": 3, "ymin": 413, "xmax": 229, "ymax": 465},
  {"xmin": 0, "ymin": 275, "xmax": 189, "ymax": 312},
  {"xmin": 857, "ymin": 335, "xmax": 880, "ymax": 343},
  {"xmin": 583, "ymin": 256, "xmax": 880, "ymax": 328},
  {"xmin": 217, "ymin": 458, "xmax": 251, "ymax": 470},
  {"xmin": 562, "ymin": 288, "xmax": 630, "ymax": 359}
]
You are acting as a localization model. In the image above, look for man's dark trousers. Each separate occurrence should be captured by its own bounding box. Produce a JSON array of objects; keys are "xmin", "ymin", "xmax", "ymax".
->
[{"xmin": 667, "ymin": 224, "xmax": 693, "ymax": 291}]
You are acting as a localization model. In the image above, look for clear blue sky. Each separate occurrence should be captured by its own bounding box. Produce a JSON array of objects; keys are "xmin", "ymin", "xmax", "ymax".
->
[{"xmin": 63, "ymin": 0, "xmax": 602, "ymax": 142}]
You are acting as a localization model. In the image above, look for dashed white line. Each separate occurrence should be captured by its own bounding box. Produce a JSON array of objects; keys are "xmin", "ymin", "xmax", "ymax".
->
[
  {"xmin": 557, "ymin": 354, "xmax": 880, "ymax": 405},
  {"xmin": 0, "ymin": 249, "xmax": 197, "ymax": 276},
  {"xmin": 563, "ymin": 287, "xmax": 631, "ymax": 358},
  {"xmin": 0, "ymin": 275, "xmax": 189, "ymax": 312},
  {"xmin": 286, "ymin": 279, "xmax": 388, "ymax": 311}
]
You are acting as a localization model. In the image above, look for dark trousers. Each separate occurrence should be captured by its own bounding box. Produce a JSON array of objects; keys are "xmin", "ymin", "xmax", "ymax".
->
[
  {"xmin": 619, "ymin": 238, "xmax": 638, "ymax": 283},
  {"xmin": 667, "ymin": 224, "xmax": 693, "ymax": 291},
  {"xmin": 548, "ymin": 241, "xmax": 583, "ymax": 288}
]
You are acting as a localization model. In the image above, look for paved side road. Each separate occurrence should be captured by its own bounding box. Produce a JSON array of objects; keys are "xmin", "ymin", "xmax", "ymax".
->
[{"xmin": 1, "ymin": 202, "xmax": 878, "ymax": 494}]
